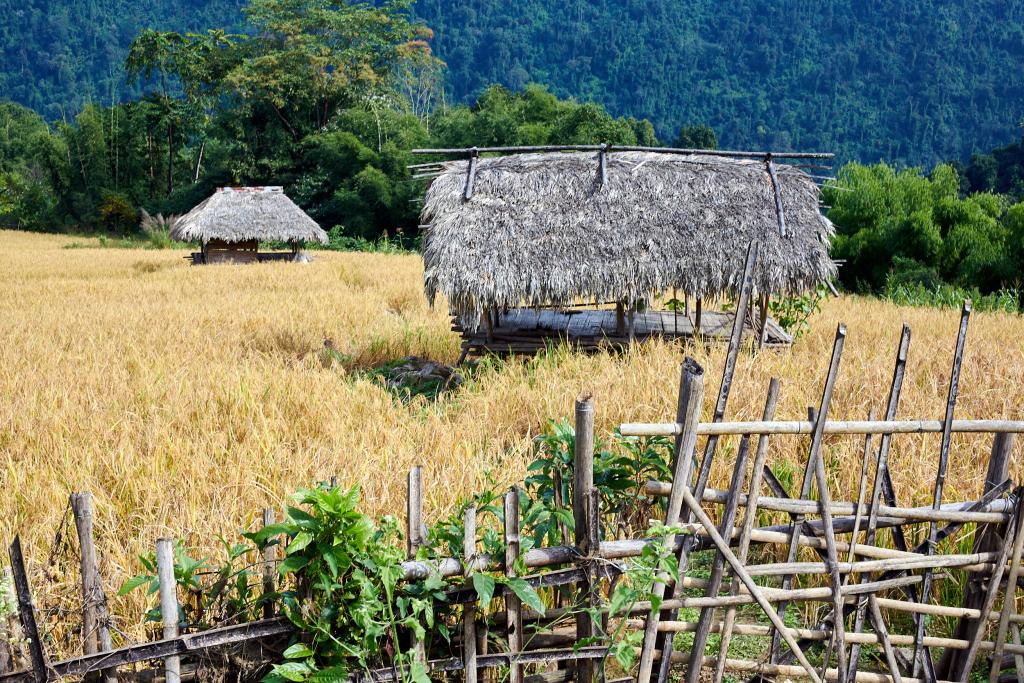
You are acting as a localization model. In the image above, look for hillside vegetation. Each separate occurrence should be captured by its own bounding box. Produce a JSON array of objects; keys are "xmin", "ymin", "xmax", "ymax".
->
[{"xmin": 4, "ymin": 1, "xmax": 1024, "ymax": 165}]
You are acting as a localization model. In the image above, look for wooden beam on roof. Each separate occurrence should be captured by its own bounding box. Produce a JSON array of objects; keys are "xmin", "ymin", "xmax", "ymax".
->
[
  {"xmin": 765, "ymin": 155, "xmax": 788, "ymax": 237},
  {"xmin": 463, "ymin": 148, "xmax": 479, "ymax": 201}
]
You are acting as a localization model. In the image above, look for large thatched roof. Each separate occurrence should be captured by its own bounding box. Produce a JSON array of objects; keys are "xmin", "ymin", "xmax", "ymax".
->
[
  {"xmin": 421, "ymin": 151, "xmax": 836, "ymax": 327},
  {"xmin": 171, "ymin": 187, "xmax": 328, "ymax": 245}
]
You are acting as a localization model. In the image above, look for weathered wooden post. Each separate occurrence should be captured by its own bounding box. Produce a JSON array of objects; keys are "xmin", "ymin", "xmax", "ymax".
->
[
  {"xmin": 407, "ymin": 466, "xmax": 427, "ymax": 665},
  {"xmin": 8, "ymin": 537, "xmax": 45, "ymax": 683},
  {"xmin": 573, "ymin": 394, "xmax": 596, "ymax": 683},
  {"xmin": 463, "ymin": 507, "xmax": 478, "ymax": 683},
  {"xmin": 505, "ymin": 489, "xmax": 523, "ymax": 683},
  {"xmin": 70, "ymin": 492, "xmax": 116, "ymax": 683},
  {"xmin": 156, "ymin": 538, "xmax": 181, "ymax": 683}
]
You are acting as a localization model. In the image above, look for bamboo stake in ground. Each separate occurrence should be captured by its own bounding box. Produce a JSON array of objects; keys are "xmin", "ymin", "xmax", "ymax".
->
[
  {"xmin": 917, "ymin": 300, "xmax": 971, "ymax": 681},
  {"xmin": 679, "ymin": 486, "xmax": 822, "ymax": 683},
  {"xmin": 684, "ymin": 436, "xmax": 751, "ymax": 683},
  {"xmin": 407, "ymin": 467, "xmax": 427, "ymax": 666},
  {"xmin": 713, "ymin": 378, "xmax": 781, "ymax": 683},
  {"xmin": 574, "ymin": 395, "xmax": 597, "ymax": 683},
  {"xmin": 464, "ymin": 507, "xmax": 478, "ymax": 683},
  {"xmin": 657, "ymin": 242, "xmax": 758, "ymax": 683},
  {"xmin": 156, "ymin": 539, "xmax": 180, "ymax": 683},
  {"xmin": 850, "ymin": 326, "xmax": 910, "ymax": 679},
  {"xmin": 635, "ymin": 360, "xmax": 704, "ymax": 683},
  {"xmin": 807, "ymin": 325, "xmax": 849, "ymax": 683},
  {"xmin": 8, "ymin": 537, "xmax": 45, "ymax": 683},
  {"xmin": 70, "ymin": 493, "xmax": 117, "ymax": 683},
  {"xmin": 506, "ymin": 489, "xmax": 524, "ymax": 683}
]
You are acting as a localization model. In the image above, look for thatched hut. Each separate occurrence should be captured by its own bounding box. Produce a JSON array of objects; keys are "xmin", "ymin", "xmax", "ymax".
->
[
  {"xmin": 416, "ymin": 146, "xmax": 837, "ymax": 355},
  {"xmin": 172, "ymin": 186, "xmax": 328, "ymax": 264}
]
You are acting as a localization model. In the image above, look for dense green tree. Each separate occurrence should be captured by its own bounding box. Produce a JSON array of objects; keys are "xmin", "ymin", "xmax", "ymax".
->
[{"xmin": 674, "ymin": 124, "xmax": 717, "ymax": 150}]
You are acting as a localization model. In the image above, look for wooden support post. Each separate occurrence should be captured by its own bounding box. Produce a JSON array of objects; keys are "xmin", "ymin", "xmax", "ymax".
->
[
  {"xmin": 156, "ymin": 539, "xmax": 180, "ymax": 683},
  {"xmin": 757, "ymin": 293, "xmax": 770, "ymax": 349},
  {"xmin": 70, "ymin": 493, "xmax": 116, "ymax": 683},
  {"xmin": 684, "ymin": 436, "xmax": 752, "ymax": 683},
  {"xmin": 615, "ymin": 303, "xmax": 625, "ymax": 336},
  {"xmin": 8, "ymin": 537, "xmax": 45, "ymax": 683},
  {"xmin": 713, "ymin": 378, "xmax": 781, "ymax": 683},
  {"xmin": 573, "ymin": 395, "xmax": 596, "ymax": 683},
  {"xmin": 464, "ymin": 507, "xmax": 478, "ymax": 683},
  {"xmin": 408, "ymin": 467, "xmax": 425, "ymax": 558},
  {"xmin": 694, "ymin": 298, "xmax": 702, "ymax": 337},
  {"xmin": 505, "ymin": 489, "xmax": 523, "ymax": 683},
  {"xmin": 262, "ymin": 508, "xmax": 276, "ymax": 619},
  {"xmin": 635, "ymin": 360, "xmax": 705, "ymax": 683}
]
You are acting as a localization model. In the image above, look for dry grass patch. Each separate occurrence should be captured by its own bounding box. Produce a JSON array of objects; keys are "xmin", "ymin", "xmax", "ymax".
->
[{"xmin": 1, "ymin": 229, "xmax": 1023, "ymax": 650}]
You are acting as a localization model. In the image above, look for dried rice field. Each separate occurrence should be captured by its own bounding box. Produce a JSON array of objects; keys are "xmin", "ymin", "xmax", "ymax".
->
[{"xmin": 2, "ymin": 229, "xmax": 1024, "ymax": 645}]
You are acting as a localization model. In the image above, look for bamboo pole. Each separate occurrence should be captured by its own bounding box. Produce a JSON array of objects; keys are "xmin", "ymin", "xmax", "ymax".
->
[
  {"xmin": 851, "ymin": 326, "xmax": 911, "ymax": 683},
  {"xmin": 261, "ymin": 508, "xmax": 276, "ymax": 619},
  {"xmin": 619, "ymin": 418, "xmax": 1024, "ymax": 437},
  {"xmin": 990, "ymin": 489, "xmax": 1024, "ymax": 683},
  {"xmin": 464, "ymin": 507, "xmax": 478, "ymax": 683},
  {"xmin": 679, "ymin": 486, "xmax": 822, "ymax": 683},
  {"xmin": 808, "ymin": 326, "xmax": 849, "ymax": 683},
  {"xmin": 656, "ymin": 242, "xmax": 758, "ymax": 683},
  {"xmin": 411, "ymin": 145, "xmax": 835, "ymax": 160},
  {"xmin": 917, "ymin": 301, "xmax": 971, "ymax": 680},
  {"xmin": 505, "ymin": 490, "xmax": 523, "ymax": 683},
  {"xmin": 959, "ymin": 498, "xmax": 1019, "ymax": 677},
  {"xmin": 643, "ymin": 483, "xmax": 1009, "ymax": 525},
  {"xmin": 635, "ymin": 360, "xmax": 704, "ymax": 683},
  {"xmin": 8, "ymin": 538, "xmax": 45, "ymax": 683},
  {"xmin": 156, "ymin": 539, "xmax": 180, "ymax": 683},
  {"xmin": 574, "ymin": 395, "xmax": 596, "ymax": 683},
  {"xmin": 937, "ymin": 432, "xmax": 1015, "ymax": 679},
  {"xmin": 684, "ymin": 436, "xmax": 751, "ymax": 683},
  {"xmin": 868, "ymin": 595, "xmax": 903, "ymax": 683},
  {"xmin": 713, "ymin": 379, "xmax": 780, "ymax": 683}
]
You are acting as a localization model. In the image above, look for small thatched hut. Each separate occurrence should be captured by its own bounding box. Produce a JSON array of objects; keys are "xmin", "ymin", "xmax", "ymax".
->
[
  {"xmin": 172, "ymin": 186, "xmax": 328, "ymax": 264},
  {"xmin": 417, "ymin": 147, "xmax": 837, "ymax": 355}
]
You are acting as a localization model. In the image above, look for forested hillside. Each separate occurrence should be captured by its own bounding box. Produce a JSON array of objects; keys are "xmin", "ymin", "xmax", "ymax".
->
[
  {"xmin": 0, "ymin": 0, "xmax": 244, "ymax": 118},
  {"xmin": 3, "ymin": 1, "xmax": 1024, "ymax": 165}
]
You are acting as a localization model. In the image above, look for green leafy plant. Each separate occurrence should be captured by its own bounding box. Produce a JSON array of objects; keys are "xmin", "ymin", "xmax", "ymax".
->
[
  {"xmin": 768, "ymin": 283, "xmax": 829, "ymax": 338},
  {"xmin": 245, "ymin": 485, "xmax": 443, "ymax": 683}
]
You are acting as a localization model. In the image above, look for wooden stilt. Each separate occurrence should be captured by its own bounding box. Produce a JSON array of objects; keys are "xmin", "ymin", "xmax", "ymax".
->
[{"xmin": 156, "ymin": 539, "xmax": 180, "ymax": 683}]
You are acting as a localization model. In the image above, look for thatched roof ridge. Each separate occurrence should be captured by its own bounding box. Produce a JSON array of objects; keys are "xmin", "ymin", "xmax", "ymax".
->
[
  {"xmin": 421, "ymin": 151, "xmax": 836, "ymax": 327},
  {"xmin": 171, "ymin": 187, "xmax": 329, "ymax": 245}
]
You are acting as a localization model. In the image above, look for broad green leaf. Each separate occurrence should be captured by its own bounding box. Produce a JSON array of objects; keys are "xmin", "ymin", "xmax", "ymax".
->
[
  {"xmin": 286, "ymin": 531, "xmax": 314, "ymax": 554},
  {"xmin": 117, "ymin": 575, "xmax": 151, "ymax": 596},
  {"xmin": 504, "ymin": 577, "xmax": 546, "ymax": 616},
  {"xmin": 282, "ymin": 643, "xmax": 314, "ymax": 660},
  {"xmin": 271, "ymin": 661, "xmax": 312, "ymax": 682},
  {"xmin": 472, "ymin": 573, "xmax": 496, "ymax": 611},
  {"xmin": 278, "ymin": 555, "xmax": 311, "ymax": 575}
]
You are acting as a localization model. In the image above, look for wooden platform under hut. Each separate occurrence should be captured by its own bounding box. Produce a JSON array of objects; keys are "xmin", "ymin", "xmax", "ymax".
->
[
  {"xmin": 458, "ymin": 306, "xmax": 793, "ymax": 357},
  {"xmin": 171, "ymin": 186, "xmax": 328, "ymax": 265},
  {"xmin": 413, "ymin": 145, "xmax": 837, "ymax": 360}
]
